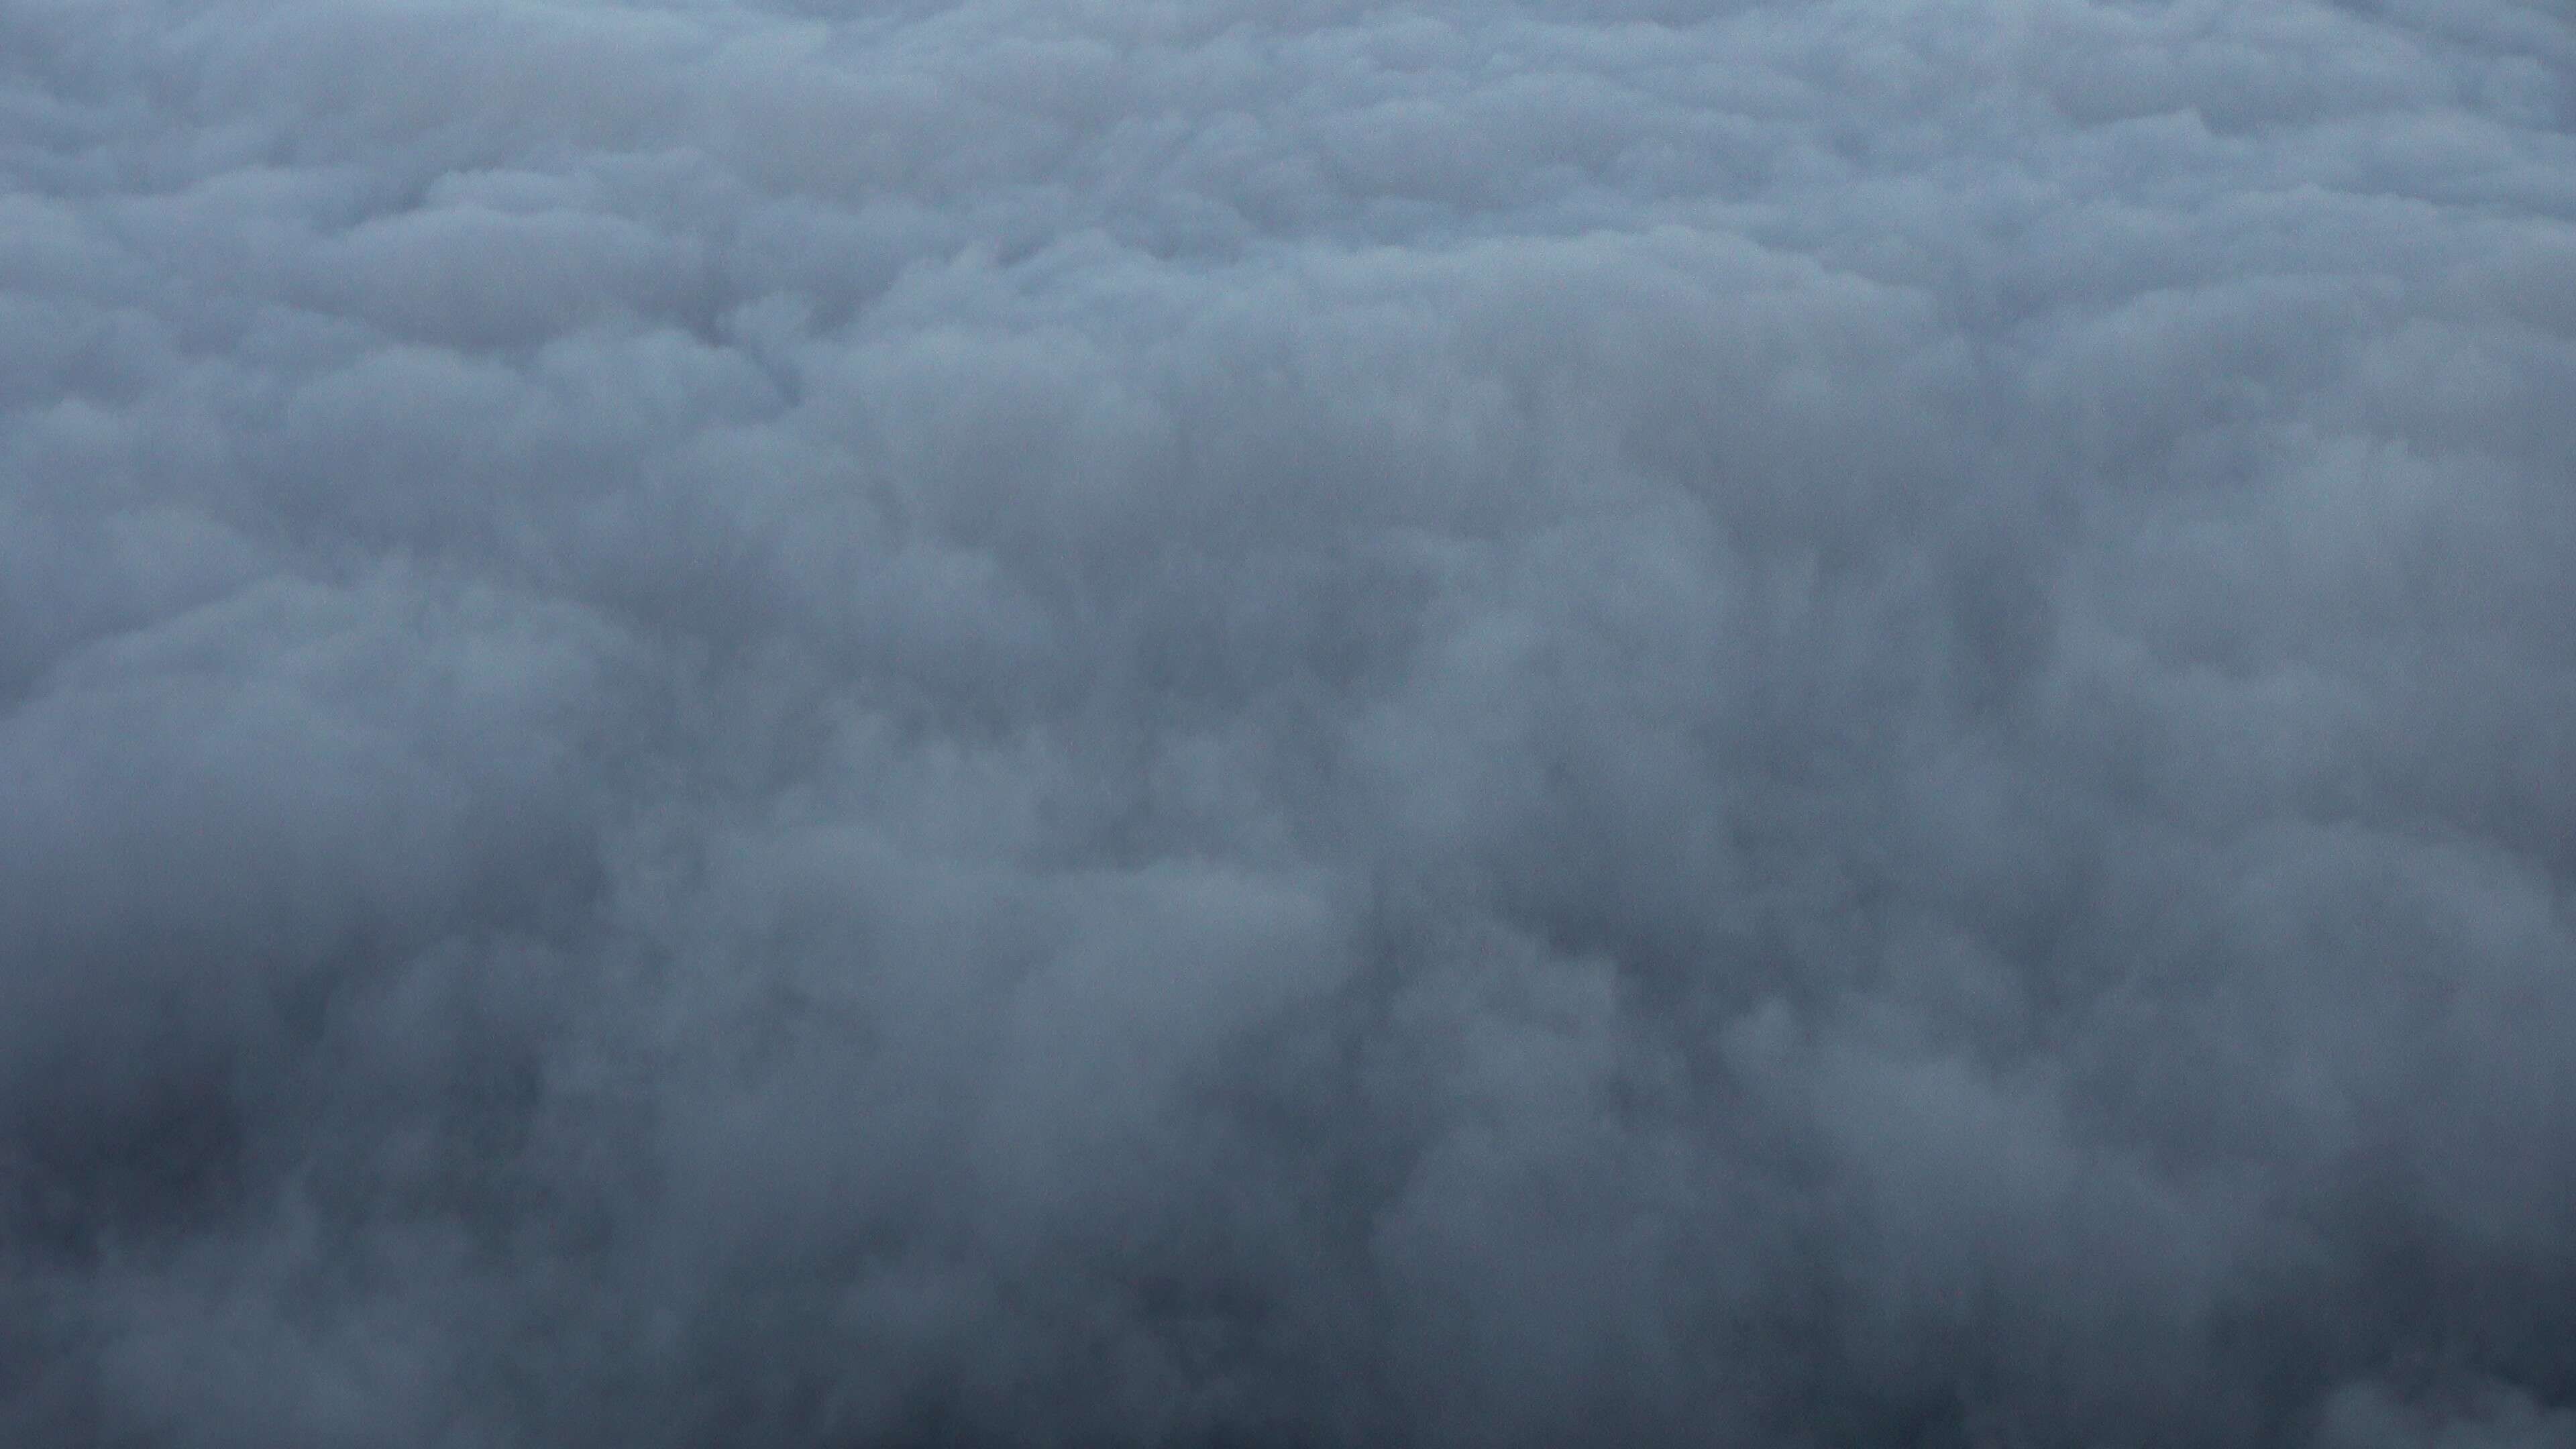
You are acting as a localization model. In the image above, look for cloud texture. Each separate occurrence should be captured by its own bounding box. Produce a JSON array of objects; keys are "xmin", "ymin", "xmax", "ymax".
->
[{"xmin": 5, "ymin": 0, "xmax": 2576, "ymax": 1444}]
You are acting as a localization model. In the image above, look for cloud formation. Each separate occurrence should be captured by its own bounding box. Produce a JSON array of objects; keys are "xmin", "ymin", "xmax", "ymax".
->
[{"xmin": 5, "ymin": 1, "xmax": 2576, "ymax": 1444}]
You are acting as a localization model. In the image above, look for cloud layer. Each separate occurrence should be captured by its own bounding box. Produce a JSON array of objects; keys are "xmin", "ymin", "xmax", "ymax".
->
[{"xmin": 6, "ymin": 1, "xmax": 2576, "ymax": 1444}]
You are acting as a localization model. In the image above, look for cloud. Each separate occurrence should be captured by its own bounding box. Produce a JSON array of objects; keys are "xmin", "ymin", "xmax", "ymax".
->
[{"xmin": 5, "ymin": 0, "xmax": 2576, "ymax": 1444}]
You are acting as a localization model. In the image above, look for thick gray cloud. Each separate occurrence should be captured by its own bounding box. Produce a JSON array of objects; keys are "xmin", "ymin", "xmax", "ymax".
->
[{"xmin": 5, "ymin": 0, "xmax": 2576, "ymax": 1444}]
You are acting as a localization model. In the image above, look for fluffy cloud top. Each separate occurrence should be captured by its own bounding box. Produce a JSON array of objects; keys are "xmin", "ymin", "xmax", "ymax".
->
[{"xmin": 5, "ymin": 1, "xmax": 2576, "ymax": 1445}]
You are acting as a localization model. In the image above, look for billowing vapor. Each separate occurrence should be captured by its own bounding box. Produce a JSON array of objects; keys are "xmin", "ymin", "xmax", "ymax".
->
[{"xmin": 6, "ymin": 1, "xmax": 2576, "ymax": 1444}]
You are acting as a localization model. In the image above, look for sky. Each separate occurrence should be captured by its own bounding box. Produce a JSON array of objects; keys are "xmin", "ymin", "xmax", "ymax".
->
[{"xmin": 4, "ymin": 1, "xmax": 2576, "ymax": 1444}]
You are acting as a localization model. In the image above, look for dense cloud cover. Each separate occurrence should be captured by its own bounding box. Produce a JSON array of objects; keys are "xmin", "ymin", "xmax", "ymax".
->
[{"xmin": 5, "ymin": 0, "xmax": 2576, "ymax": 1443}]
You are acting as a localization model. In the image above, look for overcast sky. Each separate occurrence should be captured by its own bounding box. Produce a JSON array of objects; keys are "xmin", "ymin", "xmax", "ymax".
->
[{"xmin": 5, "ymin": 1, "xmax": 2576, "ymax": 1445}]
